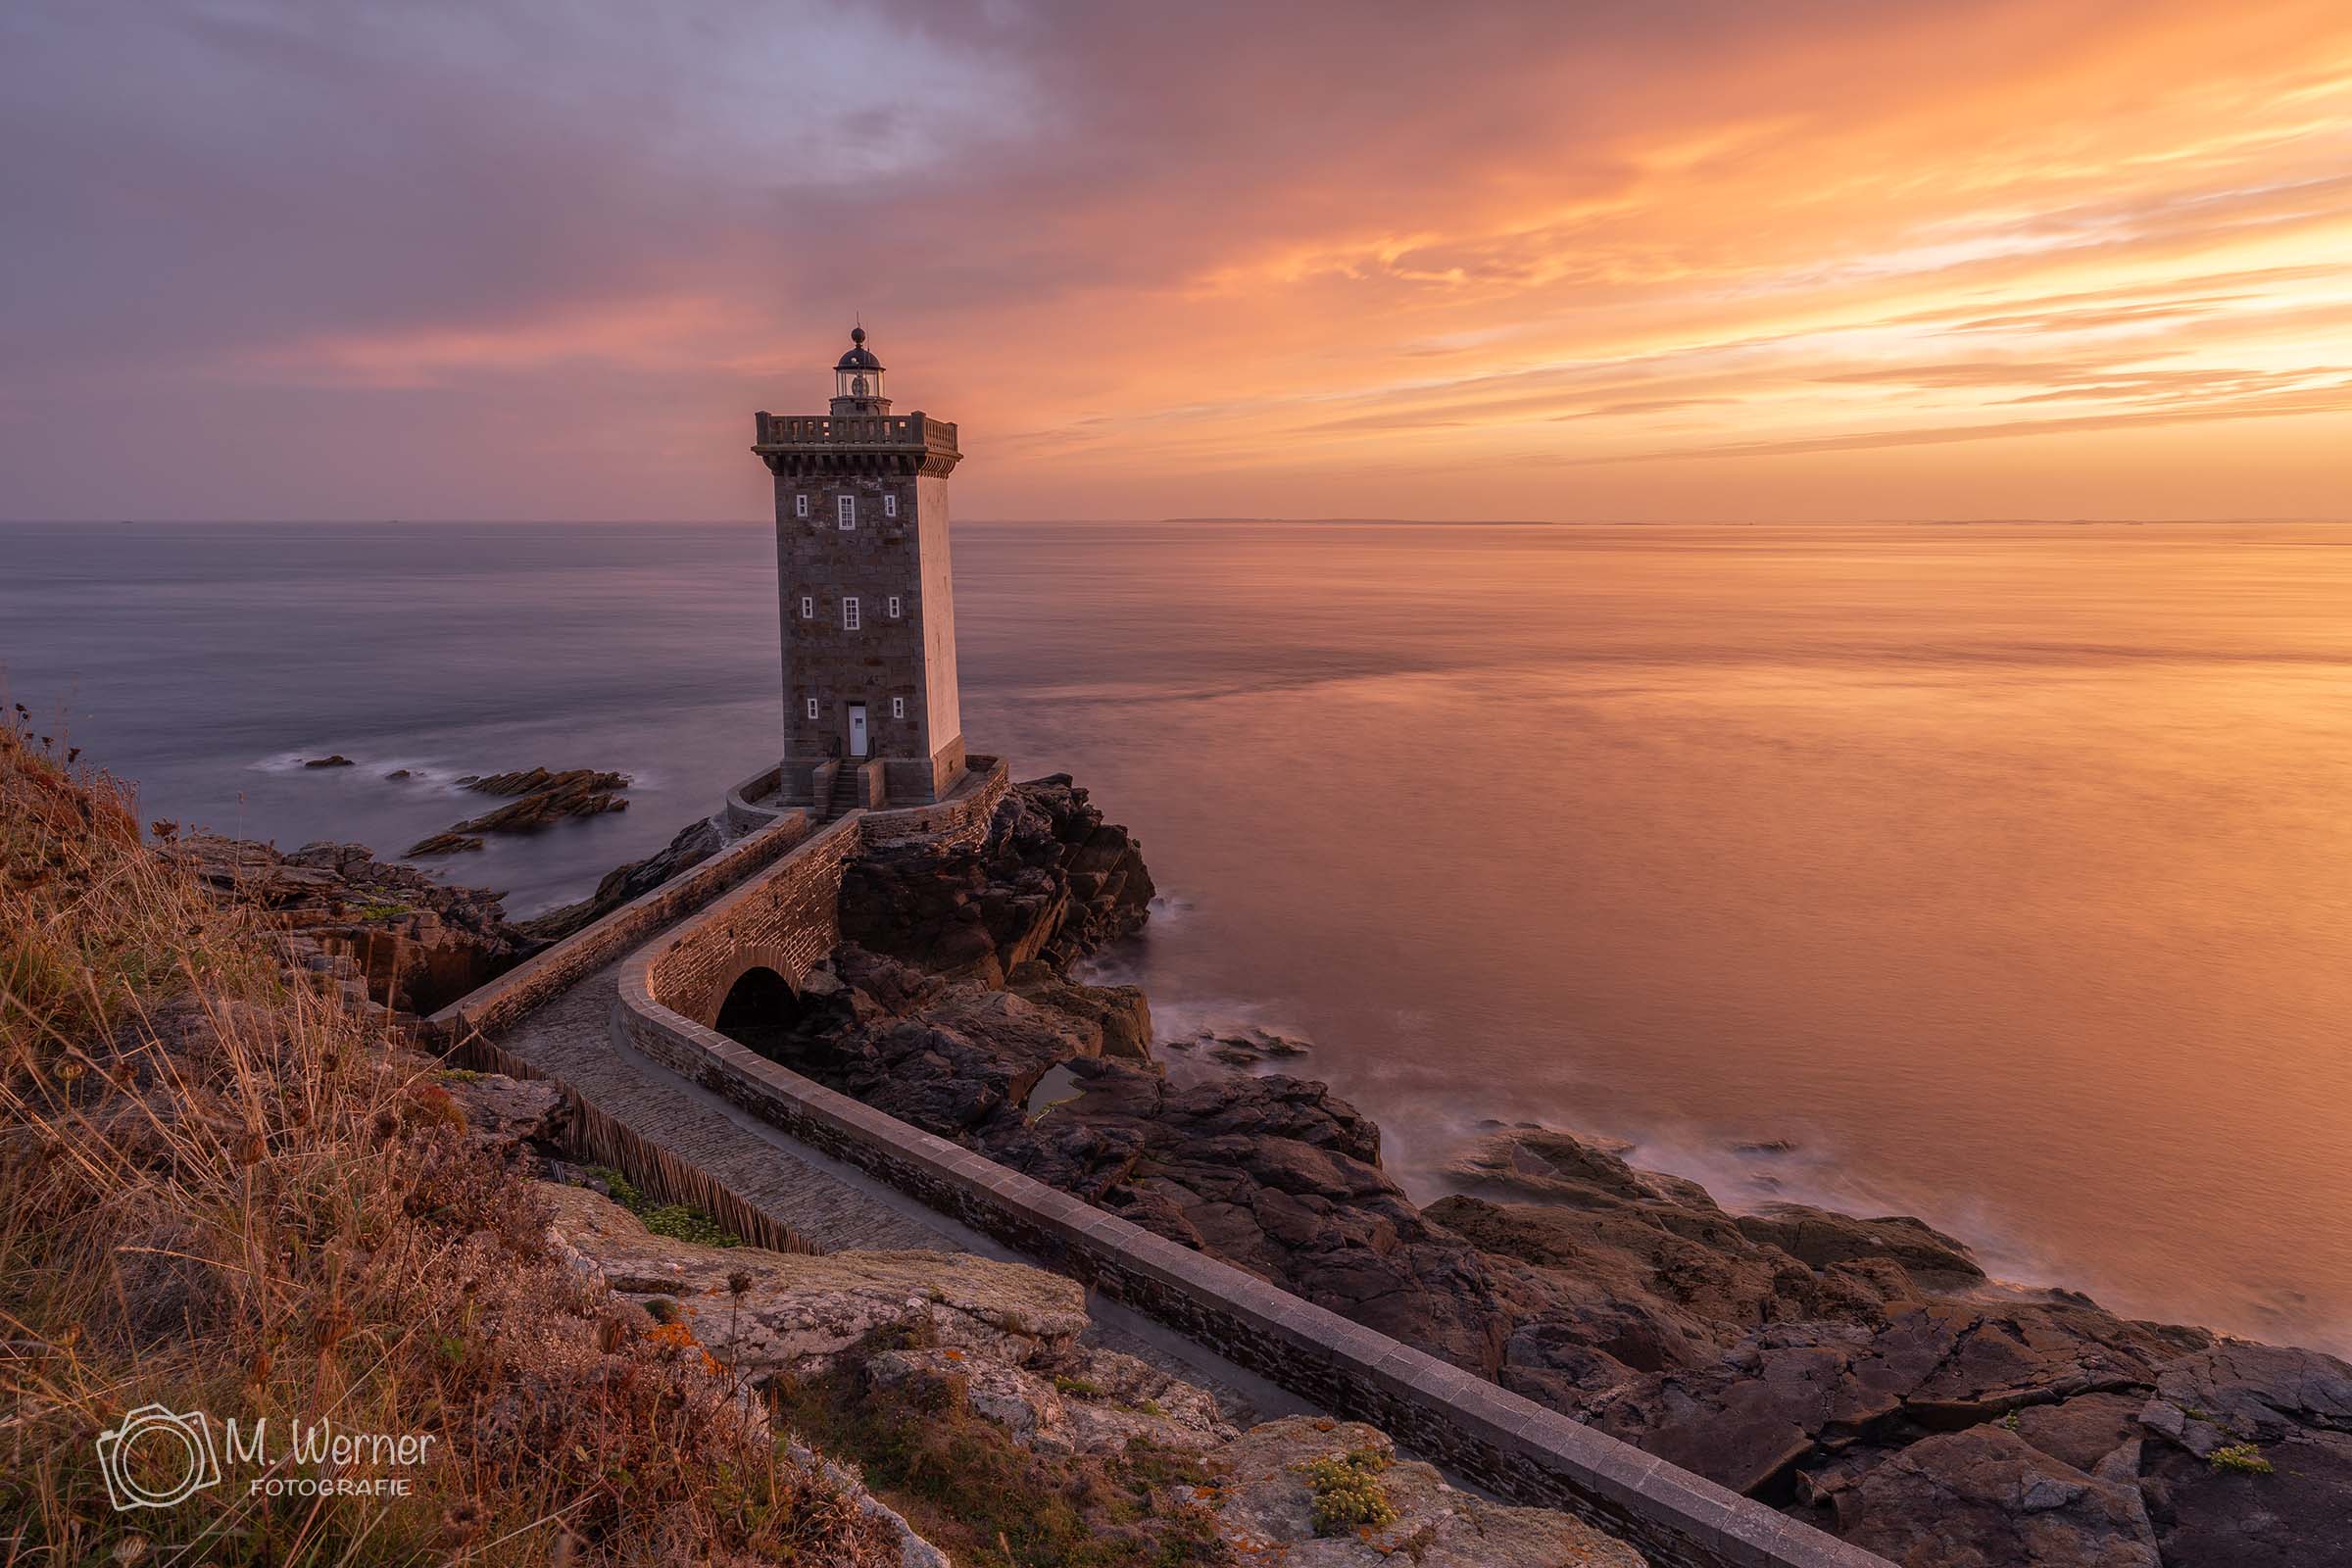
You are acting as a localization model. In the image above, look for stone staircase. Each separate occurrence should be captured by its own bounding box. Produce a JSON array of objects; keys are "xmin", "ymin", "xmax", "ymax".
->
[{"xmin": 820, "ymin": 761, "xmax": 862, "ymax": 822}]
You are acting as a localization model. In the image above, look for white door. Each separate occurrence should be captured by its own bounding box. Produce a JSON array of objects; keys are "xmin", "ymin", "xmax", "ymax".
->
[{"xmin": 847, "ymin": 704, "xmax": 868, "ymax": 757}]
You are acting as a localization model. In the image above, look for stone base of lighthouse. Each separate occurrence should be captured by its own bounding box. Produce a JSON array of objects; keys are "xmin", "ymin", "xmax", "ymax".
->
[{"xmin": 775, "ymin": 740, "xmax": 968, "ymax": 814}]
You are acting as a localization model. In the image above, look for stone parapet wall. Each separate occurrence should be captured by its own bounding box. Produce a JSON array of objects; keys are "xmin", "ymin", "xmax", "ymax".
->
[
  {"xmin": 724, "ymin": 766, "xmax": 785, "ymax": 833},
  {"xmin": 859, "ymin": 753, "xmax": 1004, "ymax": 847},
  {"xmin": 609, "ymin": 800, "xmax": 1889, "ymax": 1568},
  {"xmin": 644, "ymin": 814, "xmax": 861, "ymax": 1027},
  {"xmin": 427, "ymin": 808, "xmax": 814, "ymax": 1041},
  {"xmin": 644, "ymin": 758, "xmax": 1007, "ymax": 1026},
  {"xmin": 724, "ymin": 755, "xmax": 1007, "ymax": 847}
]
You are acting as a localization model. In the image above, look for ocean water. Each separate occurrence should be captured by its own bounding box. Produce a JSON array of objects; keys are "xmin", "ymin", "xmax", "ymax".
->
[{"xmin": 5, "ymin": 517, "xmax": 2349, "ymax": 1351}]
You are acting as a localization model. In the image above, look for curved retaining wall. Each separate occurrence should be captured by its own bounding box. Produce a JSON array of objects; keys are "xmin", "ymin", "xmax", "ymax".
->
[
  {"xmin": 428, "ymin": 807, "xmax": 816, "ymax": 1042},
  {"xmin": 651, "ymin": 758, "xmax": 1010, "ymax": 1026},
  {"xmin": 609, "ymin": 790, "xmax": 1891, "ymax": 1568},
  {"xmin": 725, "ymin": 755, "xmax": 1007, "ymax": 842}
]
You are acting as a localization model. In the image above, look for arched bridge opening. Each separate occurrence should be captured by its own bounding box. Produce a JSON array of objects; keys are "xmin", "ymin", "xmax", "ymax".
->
[{"xmin": 711, "ymin": 964, "xmax": 812, "ymax": 1058}]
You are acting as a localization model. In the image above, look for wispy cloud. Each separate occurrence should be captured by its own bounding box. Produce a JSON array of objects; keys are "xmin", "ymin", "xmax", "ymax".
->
[{"xmin": 2, "ymin": 0, "xmax": 2348, "ymax": 520}]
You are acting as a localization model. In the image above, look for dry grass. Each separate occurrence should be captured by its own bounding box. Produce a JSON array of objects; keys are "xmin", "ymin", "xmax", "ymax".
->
[{"xmin": 0, "ymin": 715, "xmax": 898, "ymax": 1566}]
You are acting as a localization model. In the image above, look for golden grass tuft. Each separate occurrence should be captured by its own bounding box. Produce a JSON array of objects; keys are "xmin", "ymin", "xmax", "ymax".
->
[{"xmin": 0, "ymin": 717, "xmax": 899, "ymax": 1565}]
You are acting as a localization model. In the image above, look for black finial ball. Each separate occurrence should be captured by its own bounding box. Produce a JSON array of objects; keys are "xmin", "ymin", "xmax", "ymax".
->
[{"xmin": 851, "ymin": 326, "xmax": 866, "ymax": 345}]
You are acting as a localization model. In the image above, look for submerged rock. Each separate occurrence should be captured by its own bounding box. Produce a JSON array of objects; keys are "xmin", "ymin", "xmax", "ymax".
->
[{"xmin": 405, "ymin": 766, "xmax": 630, "ymax": 857}]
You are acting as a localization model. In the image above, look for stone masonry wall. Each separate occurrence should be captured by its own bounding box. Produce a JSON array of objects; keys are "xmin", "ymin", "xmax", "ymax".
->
[
  {"xmin": 426, "ymin": 807, "xmax": 815, "ymax": 1042},
  {"xmin": 604, "ymin": 796, "xmax": 1892, "ymax": 1568},
  {"xmin": 649, "ymin": 759, "xmax": 1008, "ymax": 1025},
  {"xmin": 645, "ymin": 814, "xmax": 860, "ymax": 1027}
]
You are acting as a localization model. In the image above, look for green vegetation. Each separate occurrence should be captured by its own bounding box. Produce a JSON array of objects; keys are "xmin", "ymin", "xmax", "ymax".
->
[
  {"xmin": 354, "ymin": 900, "xmax": 409, "ymax": 923},
  {"xmin": 2210, "ymin": 1443, "xmax": 2275, "ymax": 1476},
  {"xmin": 774, "ymin": 1325, "xmax": 1232, "ymax": 1567},
  {"xmin": 582, "ymin": 1163, "xmax": 744, "ymax": 1248},
  {"xmin": 1291, "ymin": 1447, "xmax": 1397, "ymax": 1537},
  {"xmin": 1054, "ymin": 1374, "xmax": 1108, "ymax": 1398}
]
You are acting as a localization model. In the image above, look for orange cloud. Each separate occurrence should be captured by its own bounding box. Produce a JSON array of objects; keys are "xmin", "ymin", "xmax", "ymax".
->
[{"xmin": 7, "ymin": 0, "xmax": 2349, "ymax": 520}]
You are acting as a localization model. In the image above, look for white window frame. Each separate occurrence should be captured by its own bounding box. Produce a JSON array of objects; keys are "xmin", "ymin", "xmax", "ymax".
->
[
  {"xmin": 883, "ymin": 493, "xmax": 898, "ymax": 518},
  {"xmin": 800, "ymin": 595, "xmax": 813, "ymax": 619},
  {"xmin": 887, "ymin": 595, "xmax": 902, "ymax": 619},
  {"xmin": 805, "ymin": 697, "xmax": 818, "ymax": 719},
  {"xmin": 891, "ymin": 696, "xmax": 906, "ymax": 719},
  {"xmin": 837, "ymin": 495, "xmax": 856, "ymax": 529},
  {"xmin": 794, "ymin": 493, "xmax": 809, "ymax": 519},
  {"xmin": 842, "ymin": 597, "xmax": 860, "ymax": 630}
]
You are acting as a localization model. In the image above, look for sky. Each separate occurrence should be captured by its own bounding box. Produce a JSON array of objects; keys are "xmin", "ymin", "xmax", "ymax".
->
[{"xmin": 3, "ymin": 0, "xmax": 2349, "ymax": 523}]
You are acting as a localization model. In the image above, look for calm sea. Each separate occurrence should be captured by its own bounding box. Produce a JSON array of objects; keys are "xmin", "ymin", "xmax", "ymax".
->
[{"xmin": 5, "ymin": 518, "xmax": 2349, "ymax": 1350}]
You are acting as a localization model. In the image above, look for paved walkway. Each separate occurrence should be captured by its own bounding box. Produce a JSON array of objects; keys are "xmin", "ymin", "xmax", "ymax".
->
[
  {"xmin": 486, "ymin": 924, "xmax": 1310, "ymax": 1423},
  {"xmin": 495, "ymin": 956, "xmax": 963, "ymax": 1254}
]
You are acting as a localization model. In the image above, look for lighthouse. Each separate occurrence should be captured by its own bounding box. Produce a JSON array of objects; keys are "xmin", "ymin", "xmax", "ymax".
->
[{"xmin": 752, "ymin": 328, "xmax": 967, "ymax": 813}]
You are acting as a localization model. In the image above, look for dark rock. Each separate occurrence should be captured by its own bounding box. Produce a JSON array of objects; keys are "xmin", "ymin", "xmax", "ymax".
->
[
  {"xmin": 837, "ymin": 776, "xmax": 1152, "ymax": 986},
  {"xmin": 384, "ymin": 767, "xmax": 413, "ymax": 780},
  {"xmin": 404, "ymin": 831, "xmax": 485, "ymax": 857},
  {"xmin": 519, "ymin": 814, "xmax": 725, "ymax": 941},
  {"xmin": 1733, "ymin": 1202, "xmax": 1984, "ymax": 1285},
  {"xmin": 404, "ymin": 766, "xmax": 631, "ymax": 857},
  {"xmin": 303, "ymin": 755, "xmax": 353, "ymax": 768},
  {"xmin": 1835, "ymin": 1427, "xmax": 2159, "ymax": 1566},
  {"xmin": 1446, "ymin": 1124, "xmax": 1719, "ymax": 1210},
  {"xmin": 2014, "ymin": 1392, "xmax": 2146, "ymax": 1472},
  {"xmin": 2148, "ymin": 1344, "xmax": 2352, "ymax": 1446},
  {"xmin": 1005, "ymin": 961, "xmax": 1153, "ymax": 1060},
  {"xmin": 2141, "ymin": 1425, "xmax": 2352, "ymax": 1566},
  {"xmin": 1732, "ymin": 1139, "xmax": 1798, "ymax": 1155},
  {"xmin": 1176, "ymin": 1026, "xmax": 1312, "ymax": 1067}
]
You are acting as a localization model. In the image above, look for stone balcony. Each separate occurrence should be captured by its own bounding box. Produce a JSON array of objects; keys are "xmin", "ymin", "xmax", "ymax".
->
[{"xmin": 754, "ymin": 410, "xmax": 959, "ymax": 455}]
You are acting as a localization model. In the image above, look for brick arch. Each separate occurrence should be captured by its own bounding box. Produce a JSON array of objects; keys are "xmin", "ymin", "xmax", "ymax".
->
[{"xmin": 696, "ymin": 945, "xmax": 807, "ymax": 1030}]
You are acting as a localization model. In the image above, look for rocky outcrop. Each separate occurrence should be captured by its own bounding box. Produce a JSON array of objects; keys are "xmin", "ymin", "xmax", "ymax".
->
[
  {"xmin": 754, "ymin": 945, "xmax": 1532, "ymax": 1374},
  {"xmin": 542, "ymin": 1181, "xmax": 1095, "ymax": 1373},
  {"xmin": 517, "ymin": 813, "xmax": 726, "ymax": 941},
  {"xmin": 406, "ymin": 766, "xmax": 631, "ymax": 857},
  {"xmin": 536, "ymin": 1159, "xmax": 1645, "ymax": 1567},
  {"xmin": 1834, "ymin": 1427, "xmax": 2160, "ymax": 1567},
  {"xmin": 1213, "ymin": 1416, "xmax": 1643, "ymax": 1567},
  {"xmin": 717, "ymin": 773, "xmax": 2352, "ymax": 1568},
  {"xmin": 172, "ymin": 833, "xmax": 529, "ymax": 1014},
  {"xmin": 837, "ymin": 774, "xmax": 1152, "ymax": 985}
]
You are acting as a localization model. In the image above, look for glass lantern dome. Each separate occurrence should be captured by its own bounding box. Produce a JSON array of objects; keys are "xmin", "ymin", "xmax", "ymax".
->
[{"xmin": 832, "ymin": 326, "xmax": 887, "ymax": 411}]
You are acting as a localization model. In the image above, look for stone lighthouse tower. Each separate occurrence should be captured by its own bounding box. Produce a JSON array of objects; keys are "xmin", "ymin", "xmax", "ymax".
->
[{"xmin": 753, "ymin": 327, "xmax": 967, "ymax": 812}]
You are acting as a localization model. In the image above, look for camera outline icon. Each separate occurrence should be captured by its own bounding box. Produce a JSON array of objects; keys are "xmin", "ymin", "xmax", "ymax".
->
[{"xmin": 94, "ymin": 1404, "xmax": 222, "ymax": 1510}]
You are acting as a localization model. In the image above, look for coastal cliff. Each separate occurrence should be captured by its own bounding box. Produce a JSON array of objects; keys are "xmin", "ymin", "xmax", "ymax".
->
[
  {"xmin": 708, "ymin": 773, "xmax": 2352, "ymax": 1568},
  {"xmin": 5, "ymin": 733, "xmax": 1644, "ymax": 1567},
  {"xmin": 112, "ymin": 755, "xmax": 2352, "ymax": 1566}
]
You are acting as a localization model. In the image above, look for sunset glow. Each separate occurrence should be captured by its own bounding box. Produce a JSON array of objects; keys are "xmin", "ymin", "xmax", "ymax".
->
[{"xmin": 4, "ymin": 0, "xmax": 2349, "ymax": 521}]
